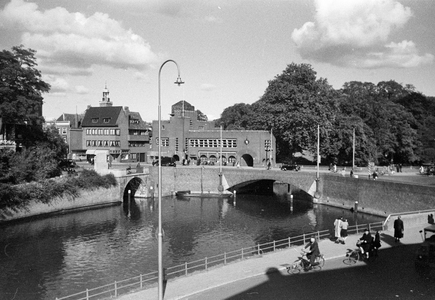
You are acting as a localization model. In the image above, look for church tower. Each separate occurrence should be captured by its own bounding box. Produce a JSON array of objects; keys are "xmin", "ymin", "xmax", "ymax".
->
[{"xmin": 99, "ymin": 83, "xmax": 113, "ymax": 107}]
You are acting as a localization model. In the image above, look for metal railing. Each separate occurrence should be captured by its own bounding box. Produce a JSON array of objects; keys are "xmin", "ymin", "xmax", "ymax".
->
[{"xmin": 55, "ymin": 221, "xmax": 384, "ymax": 300}]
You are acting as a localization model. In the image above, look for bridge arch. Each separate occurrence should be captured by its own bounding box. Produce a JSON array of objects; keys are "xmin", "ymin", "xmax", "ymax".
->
[{"xmin": 123, "ymin": 177, "xmax": 143, "ymax": 200}]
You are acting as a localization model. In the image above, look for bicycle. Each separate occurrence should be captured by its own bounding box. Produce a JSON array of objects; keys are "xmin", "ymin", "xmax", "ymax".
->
[
  {"xmin": 343, "ymin": 246, "xmax": 378, "ymax": 265},
  {"xmin": 287, "ymin": 252, "xmax": 325, "ymax": 274}
]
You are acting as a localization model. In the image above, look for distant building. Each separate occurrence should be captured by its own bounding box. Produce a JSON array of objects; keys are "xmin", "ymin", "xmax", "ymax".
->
[
  {"xmin": 149, "ymin": 100, "xmax": 275, "ymax": 167},
  {"xmin": 50, "ymin": 85, "xmax": 151, "ymax": 162},
  {"xmin": 45, "ymin": 113, "xmax": 84, "ymax": 159},
  {"xmin": 81, "ymin": 86, "xmax": 151, "ymax": 162}
]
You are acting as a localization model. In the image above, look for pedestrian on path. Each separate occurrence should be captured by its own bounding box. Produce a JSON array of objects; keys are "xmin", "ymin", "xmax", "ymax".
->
[
  {"xmin": 334, "ymin": 216, "xmax": 342, "ymax": 243},
  {"xmin": 394, "ymin": 215, "xmax": 404, "ymax": 242},
  {"xmin": 339, "ymin": 217, "xmax": 349, "ymax": 244},
  {"xmin": 372, "ymin": 230, "xmax": 381, "ymax": 257}
]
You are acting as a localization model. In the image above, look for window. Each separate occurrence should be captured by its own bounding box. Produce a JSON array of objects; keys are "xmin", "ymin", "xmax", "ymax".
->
[
  {"xmin": 156, "ymin": 137, "xmax": 169, "ymax": 146},
  {"xmin": 188, "ymin": 138, "xmax": 237, "ymax": 148},
  {"xmin": 91, "ymin": 118, "xmax": 99, "ymax": 123},
  {"xmin": 103, "ymin": 118, "xmax": 111, "ymax": 123},
  {"xmin": 61, "ymin": 128, "xmax": 67, "ymax": 135}
]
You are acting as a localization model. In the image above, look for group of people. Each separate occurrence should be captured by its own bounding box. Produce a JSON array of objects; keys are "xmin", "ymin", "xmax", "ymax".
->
[
  {"xmin": 334, "ymin": 216, "xmax": 349, "ymax": 244},
  {"xmin": 298, "ymin": 215, "xmax": 404, "ymax": 269},
  {"xmin": 357, "ymin": 228, "xmax": 381, "ymax": 259}
]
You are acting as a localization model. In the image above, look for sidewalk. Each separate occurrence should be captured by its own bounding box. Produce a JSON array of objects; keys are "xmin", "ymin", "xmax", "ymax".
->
[{"xmin": 116, "ymin": 223, "xmax": 427, "ymax": 300}]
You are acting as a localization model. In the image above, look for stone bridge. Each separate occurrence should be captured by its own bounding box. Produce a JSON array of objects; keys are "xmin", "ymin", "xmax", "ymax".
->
[
  {"xmin": 115, "ymin": 167, "xmax": 318, "ymax": 200},
  {"xmin": 114, "ymin": 166, "xmax": 435, "ymax": 217}
]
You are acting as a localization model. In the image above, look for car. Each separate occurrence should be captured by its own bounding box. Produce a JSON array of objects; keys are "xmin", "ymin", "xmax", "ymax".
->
[
  {"xmin": 280, "ymin": 163, "xmax": 301, "ymax": 171},
  {"xmin": 415, "ymin": 224, "xmax": 435, "ymax": 276},
  {"xmin": 152, "ymin": 157, "xmax": 176, "ymax": 167}
]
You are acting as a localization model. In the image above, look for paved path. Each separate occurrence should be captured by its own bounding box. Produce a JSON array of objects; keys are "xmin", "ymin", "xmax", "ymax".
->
[{"xmin": 116, "ymin": 223, "xmax": 434, "ymax": 300}]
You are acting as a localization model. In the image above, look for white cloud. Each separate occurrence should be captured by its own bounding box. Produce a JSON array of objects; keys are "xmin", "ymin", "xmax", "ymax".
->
[
  {"xmin": 292, "ymin": 0, "xmax": 433, "ymax": 68},
  {"xmin": 75, "ymin": 86, "xmax": 89, "ymax": 94},
  {"xmin": 44, "ymin": 75, "xmax": 69, "ymax": 93},
  {"xmin": 199, "ymin": 83, "xmax": 217, "ymax": 91},
  {"xmin": 204, "ymin": 15, "xmax": 223, "ymax": 23},
  {"xmin": 0, "ymin": 0, "xmax": 159, "ymax": 75}
]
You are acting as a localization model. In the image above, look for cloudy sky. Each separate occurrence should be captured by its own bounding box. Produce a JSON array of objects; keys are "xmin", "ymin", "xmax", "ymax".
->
[{"xmin": 0, "ymin": 0, "xmax": 434, "ymax": 122}]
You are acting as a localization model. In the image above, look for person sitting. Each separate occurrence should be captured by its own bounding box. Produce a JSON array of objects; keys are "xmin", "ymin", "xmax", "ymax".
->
[
  {"xmin": 303, "ymin": 237, "xmax": 320, "ymax": 270},
  {"xmin": 358, "ymin": 229, "xmax": 373, "ymax": 258}
]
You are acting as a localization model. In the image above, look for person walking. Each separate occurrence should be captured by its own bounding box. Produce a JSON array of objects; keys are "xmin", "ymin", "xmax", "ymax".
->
[
  {"xmin": 372, "ymin": 231, "xmax": 381, "ymax": 257},
  {"xmin": 339, "ymin": 218, "xmax": 349, "ymax": 244},
  {"xmin": 394, "ymin": 215, "xmax": 404, "ymax": 242},
  {"xmin": 334, "ymin": 216, "xmax": 342, "ymax": 243}
]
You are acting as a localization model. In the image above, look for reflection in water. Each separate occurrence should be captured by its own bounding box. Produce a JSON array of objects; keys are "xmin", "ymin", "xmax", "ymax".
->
[{"xmin": 0, "ymin": 193, "xmax": 384, "ymax": 300}]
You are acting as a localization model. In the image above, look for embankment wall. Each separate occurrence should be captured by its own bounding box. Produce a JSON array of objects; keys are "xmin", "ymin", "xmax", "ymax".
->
[
  {"xmin": 0, "ymin": 187, "xmax": 120, "ymax": 223},
  {"xmin": 319, "ymin": 174, "xmax": 435, "ymax": 217}
]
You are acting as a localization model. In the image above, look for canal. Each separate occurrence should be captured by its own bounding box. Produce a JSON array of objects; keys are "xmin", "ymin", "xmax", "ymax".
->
[{"xmin": 0, "ymin": 193, "xmax": 384, "ymax": 300}]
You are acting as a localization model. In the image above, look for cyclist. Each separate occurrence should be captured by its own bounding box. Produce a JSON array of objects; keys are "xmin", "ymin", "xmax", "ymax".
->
[
  {"xmin": 357, "ymin": 229, "xmax": 373, "ymax": 259},
  {"xmin": 303, "ymin": 237, "xmax": 320, "ymax": 270}
]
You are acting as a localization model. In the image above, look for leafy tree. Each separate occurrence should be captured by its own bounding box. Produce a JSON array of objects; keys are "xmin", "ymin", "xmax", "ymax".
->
[
  {"xmin": 196, "ymin": 109, "xmax": 208, "ymax": 121},
  {"xmin": 250, "ymin": 63, "xmax": 339, "ymax": 161},
  {"xmin": 0, "ymin": 45, "xmax": 50, "ymax": 145},
  {"xmin": 215, "ymin": 103, "xmax": 254, "ymax": 130},
  {"xmin": 340, "ymin": 80, "xmax": 419, "ymax": 164},
  {"xmin": 0, "ymin": 125, "xmax": 67, "ymax": 184}
]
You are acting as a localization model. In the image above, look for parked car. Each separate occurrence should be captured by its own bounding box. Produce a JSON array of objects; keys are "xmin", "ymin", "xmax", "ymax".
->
[
  {"xmin": 415, "ymin": 224, "xmax": 435, "ymax": 276},
  {"xmin": 152, "ymin": 157, "xmax": 176, "ymax": 167},
  {"xmin": 280, "ymin": 163, "xmax": 301, "ymax": 171}
]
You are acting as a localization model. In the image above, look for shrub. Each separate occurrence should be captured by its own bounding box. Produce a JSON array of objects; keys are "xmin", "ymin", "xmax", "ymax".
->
[{"xmin": 0, "ymin": 169, "xmax": 117, "ymax": 211}]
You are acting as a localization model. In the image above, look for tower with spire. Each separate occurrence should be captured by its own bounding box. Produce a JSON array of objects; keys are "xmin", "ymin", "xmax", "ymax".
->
[{"xmin": 99, "ymin": 83, "xmax": 113, "ymax": 107}]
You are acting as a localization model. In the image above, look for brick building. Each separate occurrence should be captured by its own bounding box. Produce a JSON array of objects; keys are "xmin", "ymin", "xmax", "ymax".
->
[
  {"xmin": 149, "ymin": 100, "xmax": 276, "ymax": 167},
  {"xmin": 50, "ymin": 85, "xmax": 151, "ymax": 162}
]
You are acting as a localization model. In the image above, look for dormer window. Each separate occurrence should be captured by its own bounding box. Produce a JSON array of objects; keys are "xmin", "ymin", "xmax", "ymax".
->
[
  {"xmin": 91, "ymin": 118, "xmax": 99, "ymax": 123},
  {"xmin": 103, "ymin": 118, "xmax": 111, "ymax": 123}
]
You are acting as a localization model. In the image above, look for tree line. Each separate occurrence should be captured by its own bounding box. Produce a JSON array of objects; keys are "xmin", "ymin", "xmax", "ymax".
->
[{"xmin": 215, "ymin": 63, "xmax": 435, "ymax": 166}]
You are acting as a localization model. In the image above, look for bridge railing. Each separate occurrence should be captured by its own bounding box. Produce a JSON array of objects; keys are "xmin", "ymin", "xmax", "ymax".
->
[{"xmin": 55, "ymin": 221, "xmax": 384, "ymax": 300}]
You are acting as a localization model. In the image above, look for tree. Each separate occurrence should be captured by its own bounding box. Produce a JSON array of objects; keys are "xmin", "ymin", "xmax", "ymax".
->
[
  {"xmin": 340, "ymin": 81, "xmax": 420, "ymax": 164},
  {"xmin": 0, "ymin": 45, "xmax": 50, "ymax": 145},
  {"xmin": 0, "ymin": 125, "xmax": 67, "ymax": 184},
  {"xmin": 250, "ymin": 63, "xmax": 339, "ymax": 161},
  {"xmin": 215, "ymin": 103, "xmax": 254, "ymax": 130}
]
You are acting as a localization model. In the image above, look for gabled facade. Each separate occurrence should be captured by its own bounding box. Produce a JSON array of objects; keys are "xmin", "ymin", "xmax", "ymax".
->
[
  {"xmin": 80, "ymin": 86, "xmax": 151, "ymax": 162},
  {"xmin": 149, "ymin": 100, "xmax": 276, "ymax": 167},
  {"xmin": 49, "ymin": 86, "xmax": 151, "ymax": 162}
]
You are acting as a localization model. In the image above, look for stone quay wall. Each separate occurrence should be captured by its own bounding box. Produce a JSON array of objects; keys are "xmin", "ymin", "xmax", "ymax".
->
[
  {"xmin": 319, "ymin": 174, "xmax": 435, "ymax": 217},
  {"xmin": 0, "ymin": 186, "xmax": 120, "ymax": 223}
]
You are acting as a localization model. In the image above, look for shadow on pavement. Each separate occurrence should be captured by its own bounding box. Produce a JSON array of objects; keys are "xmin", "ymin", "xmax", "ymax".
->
[{"xmin": 218, "ymin": 243, "xmax": 435, "ymax": 300}]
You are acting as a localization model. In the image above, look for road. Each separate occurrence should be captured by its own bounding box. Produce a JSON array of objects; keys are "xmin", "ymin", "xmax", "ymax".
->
[{"xmin": 182, "ymin": 240, "xmax": 435, "ymax": 300}]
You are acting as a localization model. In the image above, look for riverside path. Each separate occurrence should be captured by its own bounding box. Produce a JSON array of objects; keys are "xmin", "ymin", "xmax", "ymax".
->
[{"xmin": 116, "ymin": 222, "xmax": 435, "ymax": 300}]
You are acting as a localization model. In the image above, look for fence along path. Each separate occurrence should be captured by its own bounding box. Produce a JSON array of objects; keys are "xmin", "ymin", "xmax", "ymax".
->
[{"xmin": 56, "ymin": 221, "xmax": 384, "ymax": 300}]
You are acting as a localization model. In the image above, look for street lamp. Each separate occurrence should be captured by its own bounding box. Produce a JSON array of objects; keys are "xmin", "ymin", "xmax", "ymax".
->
[{"xmin": 157, "ymin": 59, "xmax": 184, "ymax": 300}]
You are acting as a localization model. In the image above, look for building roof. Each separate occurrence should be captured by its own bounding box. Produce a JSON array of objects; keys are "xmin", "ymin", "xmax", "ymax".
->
[
  {"xmin": 82, "ymin": 106, "xmax": 123, "ymax": 127},
  {"xmin": 56, "ymin": 113, "xmax": 84, "ymax": 127},
  {"xmin": 129, "ymin": 111, "xmax": 150, "ymax": 130},
  {"xmin": 172, "ymin": 100, "xmax": 194, "ymax": 114}
]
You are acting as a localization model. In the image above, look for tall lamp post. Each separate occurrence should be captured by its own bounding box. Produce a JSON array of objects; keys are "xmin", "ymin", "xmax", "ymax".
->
[{"xmin": 157, "ymin": 60, "xmax": 184, "ymax": 300}]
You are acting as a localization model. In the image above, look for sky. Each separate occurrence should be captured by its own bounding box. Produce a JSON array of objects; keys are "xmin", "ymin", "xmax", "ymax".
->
[{"xmin": 0, "ymin": 0, "xmax": 434, "ymax": 123}]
